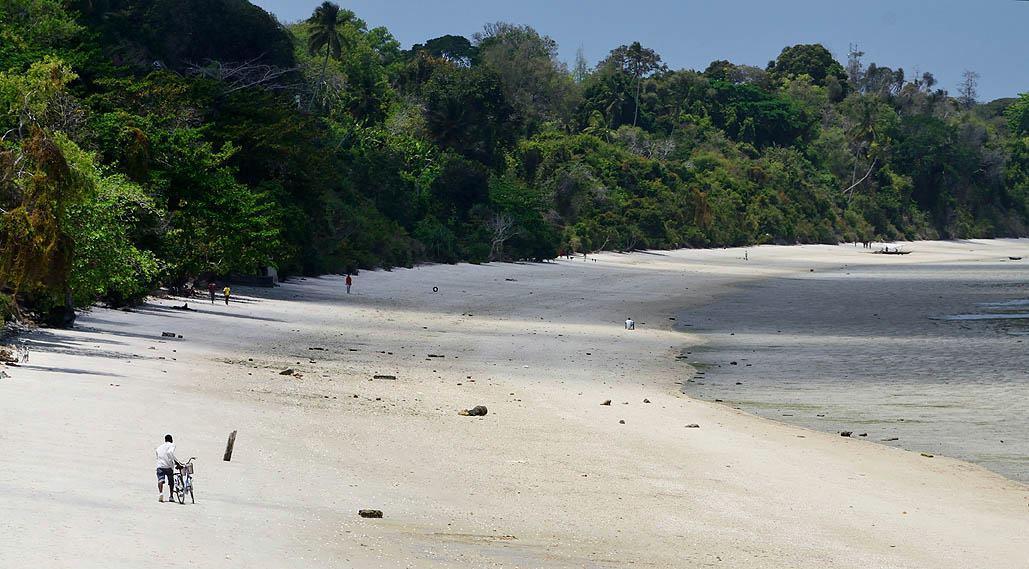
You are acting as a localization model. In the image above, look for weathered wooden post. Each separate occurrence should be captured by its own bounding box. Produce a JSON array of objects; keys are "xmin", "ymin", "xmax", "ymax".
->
[{"xmin": 223, "ymin": 430, "xmax": 237, "ymax": 462}]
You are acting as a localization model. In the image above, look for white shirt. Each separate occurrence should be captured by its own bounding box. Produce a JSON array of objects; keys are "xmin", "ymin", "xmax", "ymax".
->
[{"xmin": 155, "ymin": 442, "xmax": 177, "ymax": 469}]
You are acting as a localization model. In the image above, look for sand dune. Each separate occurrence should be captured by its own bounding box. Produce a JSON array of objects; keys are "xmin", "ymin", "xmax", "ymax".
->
[{"xmin": 2, "ymin": 240, "xmax": 1028, "ymax": 568}]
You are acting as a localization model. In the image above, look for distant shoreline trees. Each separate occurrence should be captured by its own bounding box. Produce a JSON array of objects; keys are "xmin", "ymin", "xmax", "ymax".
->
[{"xmin": 0, "ymin": 0, "xmax": 1024, "ymax": 324}]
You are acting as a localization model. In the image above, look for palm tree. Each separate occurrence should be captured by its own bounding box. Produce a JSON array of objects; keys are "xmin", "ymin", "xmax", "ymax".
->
[
  {"xmin": 306, "ymin": 1, "xmax": 351, "ymax": 108},
  {"xmin": 841, "ymin": 97, "xmax": 887, "ymax": 196},
  {"xmin": 601, "ymin": 42, "xmax": 662, "ymax": 127},
  {"xmin": 624, "ymin": 43, "xmax": 661, "ymax": 127}
]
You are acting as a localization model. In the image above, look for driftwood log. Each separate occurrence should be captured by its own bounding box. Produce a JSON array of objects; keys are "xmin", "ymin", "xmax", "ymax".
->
[{"xmin": 223, "ymin": 430, "xmax": 238, "ymax": 461}]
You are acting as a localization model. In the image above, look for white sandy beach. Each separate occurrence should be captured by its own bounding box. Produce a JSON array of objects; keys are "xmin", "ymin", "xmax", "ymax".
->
[{"xmin": 2, "ymin": 240, "xmax": 1028, "ymax": 568}]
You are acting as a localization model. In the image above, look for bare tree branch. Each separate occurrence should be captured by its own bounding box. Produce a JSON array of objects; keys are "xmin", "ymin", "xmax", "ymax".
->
[
  {"xmin": 484, "ymin": 212, "xmax": 520, "ymax": 261},
  {"xmin": 186, "ymin": 57, "xmax": 301, "ymax": 96},
  {"xmin": 842, "ymin": 157, "xmax": 878, "ymax": 196}
]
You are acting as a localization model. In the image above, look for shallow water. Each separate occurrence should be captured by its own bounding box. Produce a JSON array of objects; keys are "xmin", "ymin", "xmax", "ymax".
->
[
  {"xmin": 680, "ymin": 262, "xmax": 1029, "ymax": 482},
  {"xmin": 930, "ymin": 313, "xmax": 1029, "ymax": 321},
  {"xmin": 979, "ymin": 299, "xmax": 1029, "ymax": 308}
]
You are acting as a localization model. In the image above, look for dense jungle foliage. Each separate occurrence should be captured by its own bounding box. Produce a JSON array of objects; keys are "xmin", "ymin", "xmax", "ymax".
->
[{"xmin": 1, "ymin": 0, "xmax": 1027, "ymax": 322}]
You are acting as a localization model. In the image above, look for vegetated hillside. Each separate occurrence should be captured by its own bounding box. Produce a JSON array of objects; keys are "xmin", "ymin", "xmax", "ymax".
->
[{"xmin": 1, "ymin": 0, "xmax": 1027, "ymax": 323}]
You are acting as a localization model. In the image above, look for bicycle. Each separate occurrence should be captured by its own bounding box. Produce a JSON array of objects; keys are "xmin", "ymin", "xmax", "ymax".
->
[{"xmin": 172, "ymin": 457, "xmax": 196, "ymax": 504}]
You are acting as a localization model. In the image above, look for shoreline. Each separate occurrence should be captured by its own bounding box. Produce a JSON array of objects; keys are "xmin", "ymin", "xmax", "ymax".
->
[
  {"xmin": 2, "ymin": 239, "xmax": 1028, "ymax": 568},
  {"xmin": 676, "ymin": 252, "xmax": 1029, "ymax": 483}
]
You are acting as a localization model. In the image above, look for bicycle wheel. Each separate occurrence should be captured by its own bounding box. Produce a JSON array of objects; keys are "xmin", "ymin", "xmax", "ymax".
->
[{"xmin": 174, "ymin": 474, "xmax": 185, "ymax": 504}]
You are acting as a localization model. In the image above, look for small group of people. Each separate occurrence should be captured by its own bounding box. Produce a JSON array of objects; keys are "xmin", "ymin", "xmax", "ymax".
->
[
  {"xmin": 206, "ymin": 282, "xmax": 231, "ymax": 305},
  {"xmin": 860, "ymin": 240, "xmax": 899, "ymax": 252},
  {"xmin": 199, "ymin": 275, "xmax": 353, "ymax": 305}
]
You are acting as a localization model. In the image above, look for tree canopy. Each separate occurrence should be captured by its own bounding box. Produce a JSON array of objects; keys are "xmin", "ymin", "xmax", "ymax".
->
[{"xmin": 0, "ymin": 1, "xmax": 1025, "ymax": 323}]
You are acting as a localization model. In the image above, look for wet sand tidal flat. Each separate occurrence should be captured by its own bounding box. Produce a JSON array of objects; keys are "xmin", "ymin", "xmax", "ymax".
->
[{"xmin": 683, "ymin": 257, "xmax": 1029, "ymax": 481}]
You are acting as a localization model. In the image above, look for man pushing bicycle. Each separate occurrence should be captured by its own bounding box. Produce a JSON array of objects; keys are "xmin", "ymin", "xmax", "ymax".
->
[{"xmin": 155, "ymin": 434, "xmax": 180, "ymax": 503}]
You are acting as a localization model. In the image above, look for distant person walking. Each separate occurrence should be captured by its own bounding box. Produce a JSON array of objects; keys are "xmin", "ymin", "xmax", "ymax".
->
[
  {"xmin": 207, "ymin": 282, "xmax": 216, "ymax": 304},
  {"xmin": 625, "ymin": 317, "xmax": 635, "ymax": 330},
  {"xmin": 223, "ymin": 285, "xmax": 231, "ymax": 305},
  {"xmin": 345, "ymin": 274, "xmax": 352, "ymax": 294},
  {"xmin": 156, "ymin": 434, "xmax": 178, "ymax": 503}
]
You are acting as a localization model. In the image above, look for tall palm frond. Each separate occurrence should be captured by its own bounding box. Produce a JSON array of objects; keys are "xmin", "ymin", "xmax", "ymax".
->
[{"xmin": 305, "ymin": 2, "xmax": 353, "ymax": 109}]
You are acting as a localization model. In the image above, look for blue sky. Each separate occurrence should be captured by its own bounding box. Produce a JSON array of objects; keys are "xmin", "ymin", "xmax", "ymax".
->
[{"xmin": 253, "ymin": 0, "xmax": 1028, "ymax": 101}]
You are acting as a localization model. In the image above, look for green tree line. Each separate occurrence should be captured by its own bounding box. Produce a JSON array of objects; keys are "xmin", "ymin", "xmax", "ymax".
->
[{"xmin": 1, "ymin": 0, "xmax": 1026, "ymax": 324}]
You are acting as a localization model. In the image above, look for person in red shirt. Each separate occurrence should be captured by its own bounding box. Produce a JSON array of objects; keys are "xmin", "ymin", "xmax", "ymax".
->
[
  {"xmin": 207, "ymin": 282, "xmax": 216, "ymax": 304},
  {"xmin": 345, "ymin": 274, "xmax": 352, "ymax": 294}
]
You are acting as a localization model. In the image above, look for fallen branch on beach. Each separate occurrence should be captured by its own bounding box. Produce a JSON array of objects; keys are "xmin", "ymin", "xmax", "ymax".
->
[
  {"xmin": 0, "ymin": 344, "xmax": 28, "ymax": 363},
  {"xmin": 224, "ymin": 430, "xmax": 237, "ymax": 461}
]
